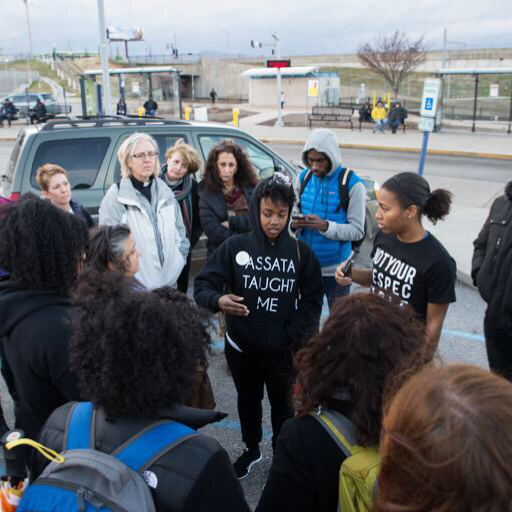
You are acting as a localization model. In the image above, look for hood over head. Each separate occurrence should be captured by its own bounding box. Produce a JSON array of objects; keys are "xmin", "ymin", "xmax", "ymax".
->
[
  {"xmin": 248, "ymin": 173, "xmax": 294, "ymax": 245},
  {"xmin": 0, "ymin": 280, "xmax": 70, "ymax": 338},
  {"xmin": 301, "ymin": 128, "xmax": 342, "ymax": 173},
  {"xmin": 505, "ymin": 181, "xmax": 512, "ymax": 201}
]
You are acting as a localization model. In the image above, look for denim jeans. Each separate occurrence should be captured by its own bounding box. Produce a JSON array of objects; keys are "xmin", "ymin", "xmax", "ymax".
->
[
  {"xmin": 375, "ymin": 119, "xmax": 387, "ymax": 132},
  {"xmin": 323, "ymin": 276, "xmax": 351, "ymax": 310}
]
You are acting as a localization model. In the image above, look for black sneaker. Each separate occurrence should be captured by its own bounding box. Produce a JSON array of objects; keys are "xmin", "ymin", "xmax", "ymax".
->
[{"xmin": 233, "ymin": 447, "xmax": 262, "ymax": 479}]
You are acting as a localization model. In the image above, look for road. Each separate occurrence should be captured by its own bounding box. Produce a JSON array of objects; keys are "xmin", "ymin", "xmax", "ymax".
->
[
  {"xmin": 269, "ymin": 143, "xmax": 512, "ymax": 183},
  {"xmin": 0, "ymin": 139, "xmax": 495, "ymax": 509}
]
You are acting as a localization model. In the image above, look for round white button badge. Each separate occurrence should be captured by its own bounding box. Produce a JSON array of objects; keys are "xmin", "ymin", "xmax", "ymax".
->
[{"xmin": 235, "ymin": 251, "xmax": 250, "ymax": 266}]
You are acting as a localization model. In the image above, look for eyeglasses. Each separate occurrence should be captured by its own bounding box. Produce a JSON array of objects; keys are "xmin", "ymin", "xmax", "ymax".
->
[{"xmin": 131, "ymin": 151, "xmax": 159, "ymax": 160}]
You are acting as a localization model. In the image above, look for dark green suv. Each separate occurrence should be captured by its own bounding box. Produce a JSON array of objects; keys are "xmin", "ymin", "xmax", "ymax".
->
[
  {"xmin": 2, "ymin": 116, "xmax": 378, "ymax": 238},
  {"xmin": 2, "ymin": 117, "xmax": 296, "ymax": 219}
]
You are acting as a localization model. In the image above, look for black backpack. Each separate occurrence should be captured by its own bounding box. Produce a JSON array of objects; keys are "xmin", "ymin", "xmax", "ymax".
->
[{"xmin": 298, "ymin": 168, "xmax": 366, "ymax": 250}]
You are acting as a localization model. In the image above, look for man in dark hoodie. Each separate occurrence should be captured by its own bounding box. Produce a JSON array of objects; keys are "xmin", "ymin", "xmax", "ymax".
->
[
  {"xmin": 194, "ymin": 173, "xmax": 323, "ymax": 479},
  {"xmin": 0, "ymin": 194, "xmax": 88, "ymax": 446},
  {"xmin": 472, "ymin": 180, "xmax": 512, "ymax": 381}
]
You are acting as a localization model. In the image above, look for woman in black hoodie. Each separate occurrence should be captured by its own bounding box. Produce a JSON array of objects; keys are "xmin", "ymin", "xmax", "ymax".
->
[
  {"xmin": 0, "ymin": 193, "xmax": 88, "ymax": 444},
  {"xmin": 194, "ymin": 173, "xmax": 324, "ymax": 479}
]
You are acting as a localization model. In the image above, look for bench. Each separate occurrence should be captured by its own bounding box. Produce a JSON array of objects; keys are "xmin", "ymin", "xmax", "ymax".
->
[
  {"xmin": 358, "ymin": 118, "xmax": 407, "ymax": 133},
  {"xmin": 308, "ymin": 106, "xmax": 354, "ymax": 129}
]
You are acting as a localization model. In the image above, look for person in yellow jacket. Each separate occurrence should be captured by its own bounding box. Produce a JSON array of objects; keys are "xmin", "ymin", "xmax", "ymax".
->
[{"xmin": 371, "ymin": 101, "xmax": 388, "ymax": 133}]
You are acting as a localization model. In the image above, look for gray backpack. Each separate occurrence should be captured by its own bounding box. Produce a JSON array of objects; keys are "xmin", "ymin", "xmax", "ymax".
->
[{"xmin": 18, "ymin": 402, "xmax": 199, "ymax": 512}]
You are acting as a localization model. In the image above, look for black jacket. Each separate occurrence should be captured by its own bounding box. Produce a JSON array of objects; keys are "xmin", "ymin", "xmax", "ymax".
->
[
  {"xmin": 194, "ymin": 181, "xmax": 323, "ymax": 354},
  {"xmin": 472, "ymin": 183, "xmax": 512, "ymax": 316},
  {"xmin": 256, "ymin": 413, "xmax": 348, "ymax": 512},
  {"xmin": 70, "ymin": 199, "xmax": 94, "ymax": 229},
  {"xmin": 198, "ymin": 183, "xmax": 254, "ymax": 257},
  {"xmin": 32, "ymin": 402, "xmax": 250, "ymax": 512},
  {"xmin": 0, "ymin": 280, "xmax": 81, "ymax": 440},
  {"xmin": 388, "ymin": 106, "xmax": 407, "ymax": 123}
]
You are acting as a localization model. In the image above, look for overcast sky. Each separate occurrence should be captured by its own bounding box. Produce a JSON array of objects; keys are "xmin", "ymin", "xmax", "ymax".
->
[{"xmin": 0, "ymin": 0, "xmax": 511, "ymax": 58}]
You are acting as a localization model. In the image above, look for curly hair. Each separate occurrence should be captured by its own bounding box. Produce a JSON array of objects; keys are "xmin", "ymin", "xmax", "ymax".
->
[
  {"xmin": 71, "ymin": 272, "xmax": 212, "ymax": 421},
  {"xmin": 164, "ymin": 139, "xmax": 201, "ymax": 174},
  {"xmin": 0, "ymin": 193, "xmax": 88, "ymax": 295},
  {"xmin": 202, "ymin": 140, "xmax": 259, "ymax": 193},
  {"xmin": 375, "ymin": 365, "xmax": 512, "ymax": 512},
  {"xmin": 255, "ymin": 172, "xmax": 295, "ymax": 210},
  {"xmin": 294, "ymin": 293, "xmax": 431, "ymax": 446}
]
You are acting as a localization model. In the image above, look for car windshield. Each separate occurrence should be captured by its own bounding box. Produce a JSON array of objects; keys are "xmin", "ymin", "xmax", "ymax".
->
[{"xmin": 42, "ymin": 94, "xmax": 55, "ymax": 101}]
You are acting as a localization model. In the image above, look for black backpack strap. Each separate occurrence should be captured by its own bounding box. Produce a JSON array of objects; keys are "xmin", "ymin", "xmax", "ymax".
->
[
  {"xmin": 336, "ymin": 168, "xmax": 353, "ymax": 213},
  {"xmin": 297, "ymin": 169, "xmax": 313, "ymax": 212}
]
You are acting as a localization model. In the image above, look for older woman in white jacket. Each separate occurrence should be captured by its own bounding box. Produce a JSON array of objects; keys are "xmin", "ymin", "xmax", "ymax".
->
[{"xmin": 99, "ymin": 132, "xmax": 189, "ymax": 289}]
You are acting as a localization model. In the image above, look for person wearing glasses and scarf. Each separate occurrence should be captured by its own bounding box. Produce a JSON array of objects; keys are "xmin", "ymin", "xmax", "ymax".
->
[
  {"xmin": 161, "ymin": 140, "xmax": 203, "ymax": 293},
  {"xmin": 99, "ymin": 132, "xmax": 189, "ymax": 290},
  {"xmin": 195, "ymin": 173, "xmax": 323, "ymax": 479}
]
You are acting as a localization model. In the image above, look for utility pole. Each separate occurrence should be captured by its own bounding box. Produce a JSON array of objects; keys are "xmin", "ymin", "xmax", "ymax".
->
[
  {"xmin": 272, "ymin": 34, "xmax": 284, "ymax": 127},
  {"xmin": 442, "ymin": 28, "xmax": 447, "ymax": 69},
  {"xmin": 97, "ymin": 0, "xmax": 112, "ymax": 115},
  {"xmin": 22, "ymin": 0, "xmax": 33, "ymax": 84}
]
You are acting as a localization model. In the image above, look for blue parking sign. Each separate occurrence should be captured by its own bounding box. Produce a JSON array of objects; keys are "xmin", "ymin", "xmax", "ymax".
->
[{"xmin": 425, "ymin": 98, "xmax": 433, "ymax": 110}]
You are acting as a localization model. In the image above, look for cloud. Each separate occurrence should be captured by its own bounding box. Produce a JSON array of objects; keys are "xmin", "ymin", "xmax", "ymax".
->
[{"xmin": 0, "ymin": 0, "xmax": 510, "ymax": 56}]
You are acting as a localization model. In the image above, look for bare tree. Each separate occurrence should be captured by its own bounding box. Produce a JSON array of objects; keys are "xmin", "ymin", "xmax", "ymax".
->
[{"xmin": 357, "ymin": 31, "xmax": 428, "ymax": 98}]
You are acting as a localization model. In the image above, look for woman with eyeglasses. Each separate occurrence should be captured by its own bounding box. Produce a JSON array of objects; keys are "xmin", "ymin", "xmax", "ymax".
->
[
  {"xmin": 99, "ymin": 132, "xmax": 189, "ymax": 290},
  {"xmin": 198, "ymin": 141, "xmax": 258, "ymax": 258}
]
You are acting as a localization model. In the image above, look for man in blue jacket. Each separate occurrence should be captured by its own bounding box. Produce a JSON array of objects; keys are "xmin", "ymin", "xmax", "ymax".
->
[{"xmin": 292, "ymin": 129, "xmax": 366, "ymax": 308}]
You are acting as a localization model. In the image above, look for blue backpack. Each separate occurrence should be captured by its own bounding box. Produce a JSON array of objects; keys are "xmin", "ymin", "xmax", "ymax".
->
[{"xmin": 18, "ymin": 402, "xmax": 199, "ymax": 512}]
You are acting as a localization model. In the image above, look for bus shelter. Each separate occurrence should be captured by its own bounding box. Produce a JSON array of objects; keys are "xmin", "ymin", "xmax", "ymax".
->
[
  {"xmin": 436, "ymin": 68, "xmax": 512, "ymax": 133},
  {"xmin": 80, "ymin": 66, "xmax": 182, "ymax": 118}
]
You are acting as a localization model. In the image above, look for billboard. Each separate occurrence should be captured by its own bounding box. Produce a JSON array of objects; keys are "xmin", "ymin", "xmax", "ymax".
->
[{"xmin": 107, "ymin": 27, "xmax": 144, "ymax": 42}]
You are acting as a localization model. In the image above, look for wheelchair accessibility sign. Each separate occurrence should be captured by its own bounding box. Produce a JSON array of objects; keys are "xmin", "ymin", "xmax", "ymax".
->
[{"xmin": 420, "ymin": 79, "xmax": 442, "ymax": 118}]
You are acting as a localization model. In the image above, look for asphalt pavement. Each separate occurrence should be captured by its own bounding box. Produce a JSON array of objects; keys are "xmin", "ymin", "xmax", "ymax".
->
[{"xmin": 0, "ymin": 115, "xmax": 505, "ymax": 509}]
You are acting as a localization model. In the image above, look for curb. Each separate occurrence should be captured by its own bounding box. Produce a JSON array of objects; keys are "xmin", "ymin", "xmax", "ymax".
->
[
  {"xmin": 259, "ymin": 138, "xmax": 512, "ymax": 161},
  {"xmin": 0, "ymin": 137, "xmax": 17, "ymax": 142}
]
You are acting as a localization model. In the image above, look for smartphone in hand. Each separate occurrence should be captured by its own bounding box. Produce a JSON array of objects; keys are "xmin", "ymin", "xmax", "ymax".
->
[
  {"xmin": 292, "ymin": 214, "xmax": 306, "ymax": 220},
  {"xmin": 341, "ymin": 258, "xmax": 353, "ymax": 278}
]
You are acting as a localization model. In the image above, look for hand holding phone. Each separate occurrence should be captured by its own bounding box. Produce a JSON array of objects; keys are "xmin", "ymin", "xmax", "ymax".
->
[{"xmin": 341, "ymin": 258, "xmax": 353, "ymax": 278}]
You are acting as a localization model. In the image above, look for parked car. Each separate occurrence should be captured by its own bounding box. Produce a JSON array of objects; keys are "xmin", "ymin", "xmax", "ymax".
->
[
  {"xmin": 0, "ymin": 93, "xmax": 72, "ymax": 118},
  {"xmin": 1, "ymin": 117, "xmax": 378, "ymax": 238}
]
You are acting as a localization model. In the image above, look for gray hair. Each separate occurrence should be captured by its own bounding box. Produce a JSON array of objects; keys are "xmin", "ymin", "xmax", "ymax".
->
[
  {"xmin": 117, "ymin": 132, "xmax": 159, "ymax": 178},
  {"xmin": 87, "ymin": 224, "xmax": 132, "ymax": 273}
]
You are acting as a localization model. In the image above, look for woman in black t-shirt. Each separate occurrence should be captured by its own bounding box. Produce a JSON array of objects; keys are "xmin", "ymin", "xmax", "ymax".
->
[{"xmin": 336, "ymin": 172, "xmax": 456, "ymax": 349}]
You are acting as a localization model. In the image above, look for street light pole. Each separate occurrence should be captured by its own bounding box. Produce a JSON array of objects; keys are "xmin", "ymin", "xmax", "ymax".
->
[
  {"xmin": 22, "ymin": 0, "xmax": 33, "ymax": 84},
  {"xmin": 97, "ymin": 0, "xmax": 112, "ymax": 115},
  {"xmin": 272, "ymin": 34, "xmax": 284, "ymax": 127}
]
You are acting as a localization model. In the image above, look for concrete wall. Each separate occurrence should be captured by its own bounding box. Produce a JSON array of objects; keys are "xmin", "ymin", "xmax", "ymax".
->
[
  {"xmin": 249, "ymin": 76, "xmax": 311, "ymax": 108},
  {"xmin": 193, "ymin": 58, "xmax": 253, "ymax": 99}
]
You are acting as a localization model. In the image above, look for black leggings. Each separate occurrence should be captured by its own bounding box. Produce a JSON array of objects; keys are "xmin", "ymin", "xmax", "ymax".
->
[
  {"xmin": 484, "ymin": 311, "xmax": 512, "ymax": 382},
  {"xmin": 224, "ymin": 340, "xmax": 294, "ymax": 449}
]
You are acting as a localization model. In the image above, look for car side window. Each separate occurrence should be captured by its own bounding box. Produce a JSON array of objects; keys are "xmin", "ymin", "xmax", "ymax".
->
[
  {"xmin": 197, "ymin": 135, "xmax": 276, "ymax": 179},
  {"xmin": 112, "ymin": 134, "xmax": 188, "ymax": 183},
  {"xmin": 31, "ymin": 137, "xmax": 110, "ymax": 189}
]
